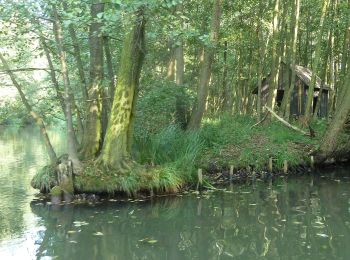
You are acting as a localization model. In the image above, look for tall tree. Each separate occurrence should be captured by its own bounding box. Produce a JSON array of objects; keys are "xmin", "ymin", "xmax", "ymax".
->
[
  {"xmin": 187, "ymin": 0, "xmax": 221, "ymax": 130},
  {"xmin": 266, "ymin": 0, "xmax": 280, "ymax": 116},
  {"xmin": 99, "ymin": 7, "xmax": 146, "ymax": 169},
  {"xmin": 319, "ymin": 66, "xmax": 350, "ymax": 159},
  {"xmin": 304, "ymin": 0, "xmax": 330, "ymax": 121},
  {"xmin": 62, "ymin": 1, "xmax": 89, "ymax": 104},
  {"xmin": 80, "ymin": 0, "xmax": 105, "ymax": 159},
  {"xmin": 52, "ymin": 6, "xmax": 81, "ymax": 171},
  {"xmin": 280, "ymin": 0, "xmax": 301, "ymax": 120}
]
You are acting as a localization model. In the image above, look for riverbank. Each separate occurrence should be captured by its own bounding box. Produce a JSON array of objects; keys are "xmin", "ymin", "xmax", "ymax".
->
[{"xmin": 31, "ymin": 115, "xmax": 329, "ymax": 196}]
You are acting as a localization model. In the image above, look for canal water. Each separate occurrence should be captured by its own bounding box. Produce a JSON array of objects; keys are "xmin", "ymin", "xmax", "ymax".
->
[{"xmin": 1, "ymin": 126, "xmax": 350, "ymax": 259}]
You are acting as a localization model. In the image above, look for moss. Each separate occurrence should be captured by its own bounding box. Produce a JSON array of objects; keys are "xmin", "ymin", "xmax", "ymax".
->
[
  {"xmin": 74, "ymin": 161, "xmax": 185, "ymax": 194},
  {"xmin": 50, "ymin": 185, "xmax": 62, "ymax": 196}
]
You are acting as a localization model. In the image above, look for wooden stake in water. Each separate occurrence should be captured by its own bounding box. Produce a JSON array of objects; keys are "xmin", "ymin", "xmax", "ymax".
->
[
  {"xmin": 197, "ymin": 169, "xmax": 203, "ymax": 191},
  {"xmin": 269, "ymin": 157, "xmax": 273, "ymax": 172},
  {"xmin": 310, "ymin": 156, "xmax": 315, "ymax": 169},
  {"xmin": 229, "ymin": 165, "xmax": 234, "ymax": 182},
  {"xmin": 283, "ymin": 160, "xmax": 288, "ymax": 174}
]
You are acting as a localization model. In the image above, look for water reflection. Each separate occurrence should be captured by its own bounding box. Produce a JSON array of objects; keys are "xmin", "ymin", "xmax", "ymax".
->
[
  {"xmin": 0, "ymin": 126, "xmax": 65, "ymax": 242},
  {"xmin": 30, "ymin": 170, "xmax": 350, "ymax": 260},
  {"xmin": 1, "ymin": 126, "xmax": 350, "ymax": 259}
]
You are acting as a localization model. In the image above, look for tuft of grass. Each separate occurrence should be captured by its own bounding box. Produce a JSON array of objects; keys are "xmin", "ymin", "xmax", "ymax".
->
[
  {"xmin": 134, "ymin": 124, "xmax": 203, "ymax": 176},
  {"xmin": 74, "ymin": 161, "xmax": 186, "ymax": 194},
  {"xmin": 31, "ymin": 164, "xmax": 58, "ymax": 192}
]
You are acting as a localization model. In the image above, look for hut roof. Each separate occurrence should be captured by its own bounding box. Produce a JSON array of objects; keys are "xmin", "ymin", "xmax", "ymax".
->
[
  {"xmin": 252, "ymin": 63, "xmax": 329, "ymax": 94},
  {"xmin": 294, "ymin": 65, "xmax": 329, "ymax": 91}
]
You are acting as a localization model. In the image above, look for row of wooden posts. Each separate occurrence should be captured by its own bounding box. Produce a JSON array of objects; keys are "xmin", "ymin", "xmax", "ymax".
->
[{"xmin": 196, "ymin": 156, "xmax": 315, "ymax": 190}]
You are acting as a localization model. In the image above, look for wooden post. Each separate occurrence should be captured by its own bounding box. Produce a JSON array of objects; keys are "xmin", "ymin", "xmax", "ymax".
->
[
  {"xmin": 268, "ymin": 157, "xmax": 273, "ymax": 172},
  {"xmin": 229, "ymin": 165, "xmax": 234, "ymax": 182},
  {"xmin": 197, "ymin": 169, "xmax": 203, "ymax": 191},
  {"xmin": 283, "ymin": 160, "xmax": 288, "ymax": 174},
  {"xmin": 252, "ymin": 171, "xmax": 256, "ymax": 183},
  {"xmin": 310, "ymin": 156, "xmax": 314, "ymax": 169},
  {"xmin": 247, "ymin": 166, "xmax": 251, "ymax": 174}
]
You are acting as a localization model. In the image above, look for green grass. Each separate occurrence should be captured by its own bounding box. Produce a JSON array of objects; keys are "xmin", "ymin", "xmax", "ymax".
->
[
  {"xmin": 73, "ymin": 162, "xmax": 186, "ymax": 194},
  {"xmin": 32, "ymin": 115, "xmax": 327, "ymax": 195},
  {"xmin": 31, "ymin": 164, "xmax": 58, "ymax": 192},
  {"xmin": 198, "ymin": 114, "xmax": 325, "ymax": 171}
]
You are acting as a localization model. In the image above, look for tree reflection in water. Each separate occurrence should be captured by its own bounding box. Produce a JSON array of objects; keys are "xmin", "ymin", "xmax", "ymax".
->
[{"xmin": 31, "ymin": 169, "xmax": 350, "ymax": 260}]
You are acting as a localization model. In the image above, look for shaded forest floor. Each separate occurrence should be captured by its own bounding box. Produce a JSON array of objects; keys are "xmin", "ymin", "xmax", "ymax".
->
[{"xmin": 32, "ymin": 115, "xmax": 328, "ymax": 195}]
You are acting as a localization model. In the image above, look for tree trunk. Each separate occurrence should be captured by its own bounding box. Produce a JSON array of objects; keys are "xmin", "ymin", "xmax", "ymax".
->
[
  {"xmin": 313, "ymin": 27, "xmax": 333, "ymax": 120},
  {"xmin": 319, "ymin": 67, "xmax": 350, "ymax": 159},
  {"xmin": 40, "ymin": 36, "xmax": 66, "ymax": 116},
  {"xmin": 0, "ymin": 52, "xmax": 57, "ymax": 164},
  {"xmin": 221, "ymin": 41, "xmax": 231, "ymax": 112},
  {"xmin": 53, "ymin": 7, "xmax": 81, "ymax": 172},
  {"xmin": 167, "ymin": 39, "xmax": 175, "ymax": 81},
  {"xmin": 266, "ymin": 0, "xmax": 280, "ymax": 117},
  {"xmin": 104, "ymin": 36, "xmax": 115, "ymax": 107},
  {"xmin": 338, "ymin": 0, "xmax": 350, "ymax": 101},
  {"xmin": 174, "ymin": 31, "xmax": 187, "ymax": 128},
  {"xmin": 280, "ymin": 0, "xmax": 301, "ymax": 121},
  {"xmin": 80, "ymin": 1, "xmax": 105, "ymax": 159},
  {"xmin": 99, "ymin": 8, "xmax": 146, "ymax": 169},
  {"xmin": 62, "ymin": 1, "xmax": 88, "ymax": 104},
  {"xmin": 304, "ymin": 0, "xmax": 330, "ymax": 121},
  {"xmin": 187, "ymin": 0, "xmax": 221, "ymax": 130},
  {"xmin": 41, "ymin": 36, "xmax": 84, "ymax": 139}
]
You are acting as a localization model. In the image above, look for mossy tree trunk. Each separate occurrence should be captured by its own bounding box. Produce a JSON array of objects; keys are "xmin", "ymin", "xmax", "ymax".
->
[
  {"xmin": 319, "ymin": 66, "xmax": 350, "ymax": 159},
  {"xmin": 81, "ymin": 0, "xmax": 105, "ymax": 159},
  {"xmin": 338, "ymin": 0, "xmax": 350, "ymax": 102},
  {"xmin": 187, "ymin": 0, "xmax": 221, "ymax": 130},
  {"xmin": 99, "ymin": 7, "xmax": 146, "ymax": 169},
  {"xmin": 104, "ymin": 36, "xmax": 116, "ymax": 108},
  {"xmin": 0, "ymin": 52, "xmax": 58, "ymax": 164}
]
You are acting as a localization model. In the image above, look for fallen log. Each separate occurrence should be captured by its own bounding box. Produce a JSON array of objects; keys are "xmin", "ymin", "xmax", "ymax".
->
[{"xmin": 264, "ymin": 106, "xmax": 308, "ymax": 136}]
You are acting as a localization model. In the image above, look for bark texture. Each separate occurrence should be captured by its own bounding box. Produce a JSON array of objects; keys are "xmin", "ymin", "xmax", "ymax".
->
[
  {"xmin": 187, "ymin": 0, "xmax": 221, "ymax": 130},
  {"xmin": 80, "ymin": 1, "xmax": 105, "ymax": 159},
  {"xmin": 99, "ymin": 8, "xmax": 146, "ymax": 169}
]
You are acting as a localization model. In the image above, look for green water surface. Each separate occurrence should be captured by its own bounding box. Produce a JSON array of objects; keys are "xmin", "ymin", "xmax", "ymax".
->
[{"xmin": 1, "ymin": 126, "xmax": 350, "ymax": 260}]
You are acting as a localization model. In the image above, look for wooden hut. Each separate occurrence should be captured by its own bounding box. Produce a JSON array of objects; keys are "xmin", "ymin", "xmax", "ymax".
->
[{"xmin": 253, "ymin": 62, "xmax": 329, "ymax": 118}]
